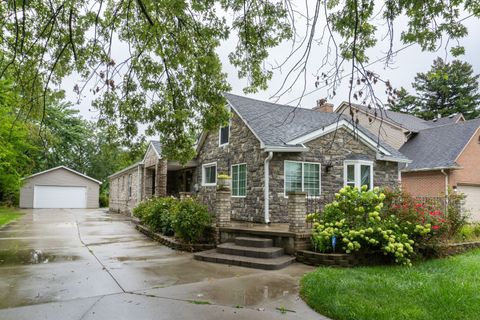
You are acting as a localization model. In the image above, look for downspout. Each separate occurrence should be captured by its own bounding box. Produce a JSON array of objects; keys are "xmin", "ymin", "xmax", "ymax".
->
[
  {"xmin": 264, "ymin": 152, "xmax": 273, "ymax": 224},
  {"xmin": 440, "ymin": 169, "xmax": 449, "ymax": 196}
]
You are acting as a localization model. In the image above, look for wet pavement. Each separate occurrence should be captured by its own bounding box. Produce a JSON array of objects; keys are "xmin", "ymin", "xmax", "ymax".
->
[{"xmin": 0, "ymin": 209, "xmax": 326, "ymax": 319}]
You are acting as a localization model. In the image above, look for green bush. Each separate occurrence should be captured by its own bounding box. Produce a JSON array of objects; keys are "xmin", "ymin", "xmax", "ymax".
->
[
  {"xmin": 173, "ymin": 198, "xmax": 212, "ymax": 243},
  {"xmin": 99, "ymin": 192, "xmax": 109, "ymax": 208},
  {"xmin": 133, "ymin": 197, "xmax": 178, "ymax": 235},
  {"xmin": 457, "ymin": 224, "xmax": 480, "ymax": 242},
  {"xmin": 311, "ymin": 186, "xmax": 434, "ymax": 265}
]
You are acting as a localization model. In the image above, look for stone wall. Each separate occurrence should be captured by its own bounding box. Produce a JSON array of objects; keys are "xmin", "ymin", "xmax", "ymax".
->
[
  {"xmin": 296, "ymin": 250, "xmax": 388, "ymax": 267},
  {"xmin": 197, "ymin": 119, "xmax": 399, "ymax": 223},
  {"xmin": 196, "ymin": 110, "xmax": 266, "ymax": 221},
  {"xmin": 268, "ymin": 128, "xmax": 399, "ymax": 222},
  {"xmin": 109, "ymin": 163, "xmax": 143, "ymax": 215}
]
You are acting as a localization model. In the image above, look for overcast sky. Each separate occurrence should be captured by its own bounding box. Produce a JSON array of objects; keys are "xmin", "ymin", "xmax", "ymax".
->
[{"xmin": 63, "ymin": 5, "xmax": 480, "ymax": 135}]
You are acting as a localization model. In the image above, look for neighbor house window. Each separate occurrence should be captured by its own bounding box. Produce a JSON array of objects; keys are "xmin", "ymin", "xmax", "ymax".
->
[
  {"xmin": 232, "ymin": 163, "xmax": 247, "ymax": 197},
  {"xmin": 127, "ymin": 174, "xmax": 132, "ymax": 198},
  {"xmin": 284, "ymin": 161, "xmax": 321, "ymax": 197},
  {"xmin": 344, "ymin": 160, "xmax": 373, "ymax": 190},
  {"xmin": 202, "ymin": 162, "xmax": 217, "ymax": 186}
]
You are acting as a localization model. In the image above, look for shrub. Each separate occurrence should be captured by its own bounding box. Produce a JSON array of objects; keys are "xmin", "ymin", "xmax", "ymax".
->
[
  {"xmin": 99, "ymin": 192, "xmax": 109, "ymax": 208},
  {"xmin": 457, "ymin": 224, "xmax": 480, "ymax": 242},
  {"xmin": 133, "ymin": 197, "xmax": 178, "ymax": 235},
  {"xmin": 311, "ymin": 186, "xmax": 434, "ymax": 265},
  {"xmin": 173, "ymin": 198, "xmax": 212, "ymax": 243},
  {"xmin": 444, "ymin": 190, "xmax": 469, "ymax": 237}
]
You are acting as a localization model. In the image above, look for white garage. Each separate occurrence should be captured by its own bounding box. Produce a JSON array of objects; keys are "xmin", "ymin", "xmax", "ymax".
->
[
  {"xmin": 20, "ymin": 166, "xmax": 101, "ymax": 209},
  {"xmin": 457, "ymin": 185, "xmax": 480, "ymax": 222}
]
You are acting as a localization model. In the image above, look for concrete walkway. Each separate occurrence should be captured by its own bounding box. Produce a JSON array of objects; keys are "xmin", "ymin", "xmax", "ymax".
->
[{"xmin": 0, "ymin": 209, "xmax": 326, "ymax": 319}]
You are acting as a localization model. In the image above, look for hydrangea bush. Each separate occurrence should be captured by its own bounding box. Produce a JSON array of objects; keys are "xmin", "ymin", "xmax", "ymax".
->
[{"xmin": 310, "ymin": 186, "xmax": 434, "ymax": 266}]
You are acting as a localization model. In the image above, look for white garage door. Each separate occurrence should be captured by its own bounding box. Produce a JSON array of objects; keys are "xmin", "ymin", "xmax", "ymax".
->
[
  {"xmin": 457, "ymin": 185, "xmax": 480, "ymax": 222},
  {"xmin": 34, "ymin": 186, "xmax": 87, "ymax": 209}
]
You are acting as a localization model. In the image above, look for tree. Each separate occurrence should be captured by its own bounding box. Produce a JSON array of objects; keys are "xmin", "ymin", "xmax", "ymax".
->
[
  {"xmin": 392, "ymin": 58, "xmax": 480, "ymax": 120},
  {"xmin": 0, "ymin": 1, "xmax": 479, "ymax": 162},
  {"xmin": 0, "ymin": 80, "xmax": 36, "ymax": 204}
]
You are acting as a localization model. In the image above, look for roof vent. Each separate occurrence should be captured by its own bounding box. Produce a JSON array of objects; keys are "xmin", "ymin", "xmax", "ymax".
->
[{"xmin": 449, "ymin": 114, "xmax": 455, "ymax": 118}]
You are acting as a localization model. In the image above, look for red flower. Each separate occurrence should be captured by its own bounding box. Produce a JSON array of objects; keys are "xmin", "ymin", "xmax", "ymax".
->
[{"xmin": 432, "ymin": 225, "xmax": 440, "ymax": 230}]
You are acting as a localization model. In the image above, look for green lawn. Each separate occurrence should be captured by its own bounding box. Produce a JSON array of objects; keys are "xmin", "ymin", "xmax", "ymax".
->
[
  {"xmin": 0, "ymin": 207, "xmax": 23, "ymax": 227},
  {"xmin": 301, "ymin": 249, "xmax": 480, "ymax": 320}
]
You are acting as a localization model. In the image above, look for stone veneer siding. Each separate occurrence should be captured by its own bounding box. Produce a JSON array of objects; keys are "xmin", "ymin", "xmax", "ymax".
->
[
  {"xmin": 268, "ymin": 128, "xmax": 399, "ymax": 222},
  {"xmin": 109, "ymin": 164, "xmax": 143, "ymax": 215},
  {"xmin": 196, "ymin": 110, "xmax": 266, "ymax": 221},
  {"xmin": 196, "ymin": 114, "xmax": 399, "ymax": 223}
]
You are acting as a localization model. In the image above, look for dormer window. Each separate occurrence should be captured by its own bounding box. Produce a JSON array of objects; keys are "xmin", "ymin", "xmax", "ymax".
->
[{"xmin": 219, "ymin": 123, "xmax": 229, "ymax": 146}]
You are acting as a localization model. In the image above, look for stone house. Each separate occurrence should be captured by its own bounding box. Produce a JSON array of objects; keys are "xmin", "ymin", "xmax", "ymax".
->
[
  {"xmin": 109, "ymin": 93, "xmax": 410, "ymax": 223},
  {"xmin": 335, "ymin": 103, "xmax": 480, "ymax": 221}
]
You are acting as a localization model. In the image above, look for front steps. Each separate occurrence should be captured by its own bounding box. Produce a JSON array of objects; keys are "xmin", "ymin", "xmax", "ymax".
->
[{"xmin": 194, "ymin": 236, "xmax": 295, "ymax": 270}]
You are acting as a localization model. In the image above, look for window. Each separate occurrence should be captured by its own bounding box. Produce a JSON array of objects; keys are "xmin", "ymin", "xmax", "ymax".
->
[
  {"xmin": 127, "ymin": 174, "xmax": 132, "ymax": 198},
  {"xmin": 202, "ymin": 162, "xmax": 217, "ymax": 186},
  {"xmin": 343, "ymin": 160, "xmax": 373, "ymax": 190},
  {"xmin": 232, "ymin": 164, "xmax": 247, "ymax": 197},
  {"xmin": 284, "ymin": 161, "xmax": 321, "ymax": 197},
  {"xmin": 219, "ymin": 124, "xmax": 229, "ymax": 146}
]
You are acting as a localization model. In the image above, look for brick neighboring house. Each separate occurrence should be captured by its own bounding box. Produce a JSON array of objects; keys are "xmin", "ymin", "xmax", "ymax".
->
[
  {"xmin": 109, "ymin": 93, "xmax": 409, "ymax": 223},
  {"xmin": 336, "ymin": 103, "xmax": 480, "ymax": 221}
]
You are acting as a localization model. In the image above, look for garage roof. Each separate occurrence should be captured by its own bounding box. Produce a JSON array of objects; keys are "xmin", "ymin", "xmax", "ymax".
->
[{"xmin": 23, "ymin": 166, "xmax": 102, "ymax": 184}]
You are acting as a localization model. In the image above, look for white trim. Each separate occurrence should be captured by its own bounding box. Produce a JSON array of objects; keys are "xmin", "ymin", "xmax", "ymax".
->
[
  {"xmin": 264, "ymin": 152, "xmax": 273, "ymax": 223},
  {"xmin": 343, "ymin": 160, "xmax": 374, "ymax": 190},
  {"xmin": 231, "ymin": 163, "xmax": 247, "ymax": 198},
  {"xmin": 201, "ymin": 162, "xmax": 217, "ymax": 186},
  {"xmin": 376, "ymin": 154, "xmax": 412, "ymax": 163},
  {"xmin": 23, "ymin": 166, "xmax": 102, "ymax": 185},
  {"xmin": 264, "ymin": 145, "xmax": 309, "ymax": 152},
  {"xmin": 283, "ymin": 160, "xmax": 321, "ymax": 198},
  {"xmin": 286, "ymin": 119, "xmax": 392, "ymax": 157},
  {"xmin": 401, "ymin": 166, "xmax": 461, "ymax": 173}
]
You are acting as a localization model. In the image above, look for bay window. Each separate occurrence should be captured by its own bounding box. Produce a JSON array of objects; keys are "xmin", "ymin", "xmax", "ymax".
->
[{"xmin": 343, "ymin": 160, "xmax": 373, "ymax": 190}]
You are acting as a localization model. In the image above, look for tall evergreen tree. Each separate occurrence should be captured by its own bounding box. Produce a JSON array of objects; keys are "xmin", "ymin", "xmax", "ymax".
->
[{"xmin": 392, "ymin": 58, "xmax": 480, "ymax": 120}]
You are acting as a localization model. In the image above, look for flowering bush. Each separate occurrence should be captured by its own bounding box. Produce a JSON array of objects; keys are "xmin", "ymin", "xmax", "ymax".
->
[{"xmin": 311, "ymin": 186, "xmax": 434, "ymax": 266}]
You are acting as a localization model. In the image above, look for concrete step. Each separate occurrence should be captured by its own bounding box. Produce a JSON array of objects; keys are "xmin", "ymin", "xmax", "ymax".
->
[
  {"xmin": 194, "ymin": 250, "xmax": 295, "ymax": 270},
  {"xmin": 235, "ymin": 236, "xmax": 273, "ymax": 248},
  {"xmin": 217, "ymin": 242, "xmax": 284, "ymax": 258}
]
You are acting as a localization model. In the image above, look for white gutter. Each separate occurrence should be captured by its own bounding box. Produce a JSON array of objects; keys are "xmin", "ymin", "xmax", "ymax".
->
[
  {"xmin": 264, "ymin": 152, "xmax": 273, "ymax": 224},
  {"xmin": 264, "ymin": 145, "xmax": 308, "ymax": 152}
]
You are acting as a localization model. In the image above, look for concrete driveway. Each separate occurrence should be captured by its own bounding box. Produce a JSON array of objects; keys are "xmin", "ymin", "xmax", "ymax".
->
[{"xmin": 0, "ymin": 209, "xmax": 325, "ymax": 320}]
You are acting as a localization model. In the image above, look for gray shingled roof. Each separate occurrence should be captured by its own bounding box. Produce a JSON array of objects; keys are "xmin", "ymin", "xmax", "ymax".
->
[
  {"xmin": 224, "ymin": 93, "xmax": 408, "ymax": 162},
  {"xmin": 399, "ymin": 118, "xmax": 480, "ymax": 171},
  {"xmin": 151, "ymin": 140, "xmax": 162, "ymax": 155},
  {"xmin": 427, "ymin": 113, "xmax": 464, "ymax": 127}
]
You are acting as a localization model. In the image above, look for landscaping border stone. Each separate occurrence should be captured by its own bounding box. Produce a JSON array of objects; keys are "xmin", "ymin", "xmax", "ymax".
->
[
  {"xmin": 423, "ymin": 240, "xmax": 480, "ymax": 257},
  {"xmin": 136, "ymin": 224, "xmax": 216, "ymax": 252},
  {"xmin": 296, "ymin": 250, "xmax": 387, "ymax": 267}
]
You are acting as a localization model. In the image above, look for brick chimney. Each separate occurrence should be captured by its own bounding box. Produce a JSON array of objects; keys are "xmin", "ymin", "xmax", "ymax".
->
[{"xmin": 313, "ymin": 98, "xmax": 334, "ymax": 112}]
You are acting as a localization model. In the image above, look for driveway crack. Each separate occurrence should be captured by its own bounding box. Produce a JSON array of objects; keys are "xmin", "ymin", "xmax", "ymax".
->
[{"xmin": 75, "ymin": 221, "xmax": 126, "ymax": 293}]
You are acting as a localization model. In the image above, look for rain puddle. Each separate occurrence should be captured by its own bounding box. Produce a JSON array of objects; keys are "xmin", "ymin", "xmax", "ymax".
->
[{"xmin": 0, "ymin": 249, "xmax": 80, "ymax": 266}]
